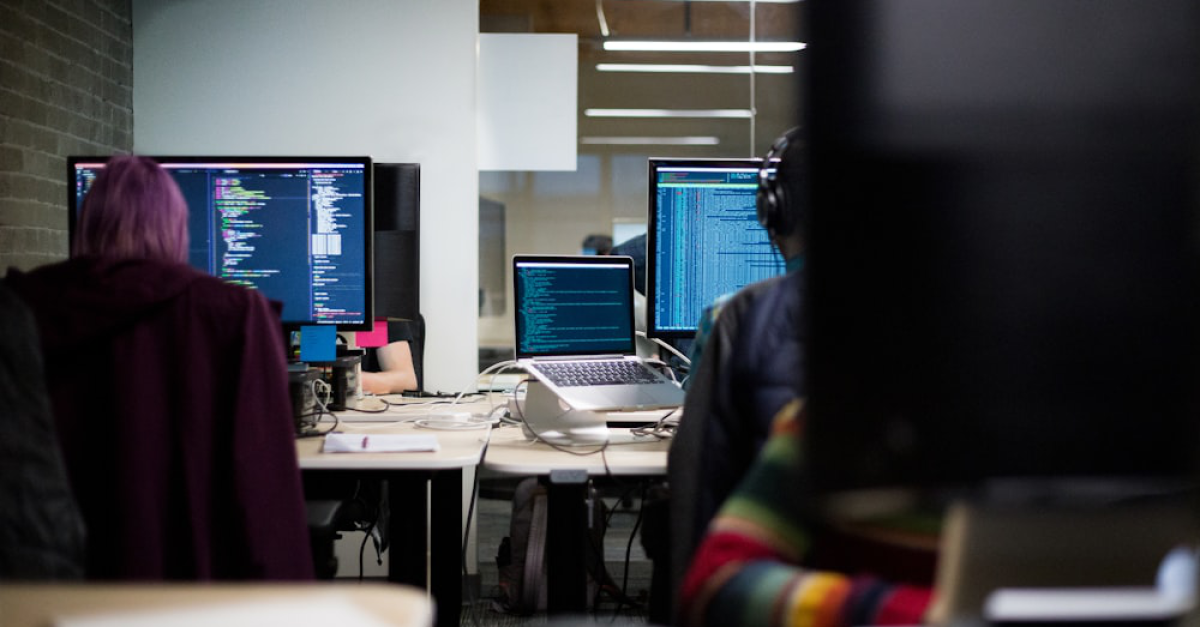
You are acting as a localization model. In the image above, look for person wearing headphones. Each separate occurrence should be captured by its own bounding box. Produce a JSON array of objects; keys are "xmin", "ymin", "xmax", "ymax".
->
[
  {"xmin": 668, "ymin": 128, "xmax": 809, "ymax": 599},
  {"xmin": 684, "ymin": 128, "xmax": 807, "ymax": 377},
  {"xmin": 671, "ymin": 131, "xmax": 937, "ymax": 626}
]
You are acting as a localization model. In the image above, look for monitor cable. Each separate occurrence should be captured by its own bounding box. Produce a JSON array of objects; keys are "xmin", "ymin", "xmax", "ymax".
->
[
  {"xmin": 296, "ymin": 379, "xmax": 339, "ymax": 438},
  {"xmin": 636, "ymin": 331, "xmax": 691, "ymax": 367},
  {"xmin": 461, "ymin": 422, "xmax": 494, "ymax": 626}
]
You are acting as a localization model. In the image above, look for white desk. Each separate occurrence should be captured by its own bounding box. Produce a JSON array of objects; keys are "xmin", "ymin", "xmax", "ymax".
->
[
  {"xmin": 296, "ymin": 402, "xmax": 492, "ymax": 627},
  {"xmin": 481, "ymin": 424, "xmax": 671, "ymax": 614},
  {"xmin": 0, "ymin": 583, "xmax": 432, "ymax": 627},
  {"xmin": 483, "ymin": 424, "xmax": 669, "ymax": 475},
  {"xmin": 295, "ymin": 418, "xmax": 490, "ymax": 471}
]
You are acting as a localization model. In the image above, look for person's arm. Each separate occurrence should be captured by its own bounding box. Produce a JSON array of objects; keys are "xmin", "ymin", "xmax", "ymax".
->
[
  {"xmin": 360, "ymin": 340, "xmax": 417, "ymax": 394},
  {"xmin": 679, "ymin": 401, "xmax": 934, "ymax": 627}
]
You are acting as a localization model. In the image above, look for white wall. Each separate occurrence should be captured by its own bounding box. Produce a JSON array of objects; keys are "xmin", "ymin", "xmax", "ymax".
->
[{"xmin": 132, "ymin": 0, "xmax": 480, "ymax": 392}]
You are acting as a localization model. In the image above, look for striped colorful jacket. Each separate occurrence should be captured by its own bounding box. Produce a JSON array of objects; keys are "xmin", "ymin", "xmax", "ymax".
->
[{"xmin": 679, "ymin": 401, "xmax": 936, "ymax": 627}]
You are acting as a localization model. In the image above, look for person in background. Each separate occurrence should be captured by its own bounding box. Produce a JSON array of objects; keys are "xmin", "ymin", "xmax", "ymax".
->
[
  {"xmin": 581, "ymin": 233, "xmax": 613, "ymax": 256},
  {"xmin": 668, "ymin": 128, "xmax": 809, "ymax": 606},
  {"xmin": 360, "ymin": 321, "xmax": 419, "ymax": 394},
  {"xmin": 673, "ymin": 128, "xmax": 939, "ymax": 626},
  {"xmin": 685, "ymin": 128, "xmax": 806, "ymax": 380},
  {"xmin": 4, "ymin": 155, "xmax": 313, "ymax": 580}
]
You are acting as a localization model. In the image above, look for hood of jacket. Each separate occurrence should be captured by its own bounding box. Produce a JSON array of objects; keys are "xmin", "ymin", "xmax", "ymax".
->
[{"xmin": 5, "ymin": 256, "xmax": 204, "ymax": 356}]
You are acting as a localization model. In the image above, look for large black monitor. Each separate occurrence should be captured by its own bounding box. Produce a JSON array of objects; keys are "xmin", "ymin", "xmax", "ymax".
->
[
  {"xmin": 646, "ymin": 159, "xmax": 782, "ymax": 339},
  {"xmin": 804, "ymin": 0, "xmax": 1200, "ymax": 504},
  {"xmin": 68, "ymin": 156, "xmax": 374, "ymax": 330}
]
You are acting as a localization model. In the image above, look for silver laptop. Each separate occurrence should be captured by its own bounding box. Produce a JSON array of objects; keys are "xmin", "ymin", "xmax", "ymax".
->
[{"xmin": 513, "ymin": 255, "xmax": 685, "ymax": 412}]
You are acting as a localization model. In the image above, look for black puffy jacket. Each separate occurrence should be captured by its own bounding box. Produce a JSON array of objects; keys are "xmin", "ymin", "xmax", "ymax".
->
[{"xmin": 0, "ymin": 281, "xmax": 86, "ymax": 580}]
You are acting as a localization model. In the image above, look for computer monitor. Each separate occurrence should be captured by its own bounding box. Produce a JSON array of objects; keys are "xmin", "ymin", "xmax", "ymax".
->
[
  {"xmin": 803, "ymin": 4, "xmax": 1200, "ymax": 618},
  {"xmin": 803, "ymin": 0, "xmax": 1200, "ymax": 505},
  {"xmin": 68, "ymin": 156, "xmax": 374, "ymax": 330},
  {"xmin": 646, "ymin": 158, "xmax": 782, "ymax": 339}
]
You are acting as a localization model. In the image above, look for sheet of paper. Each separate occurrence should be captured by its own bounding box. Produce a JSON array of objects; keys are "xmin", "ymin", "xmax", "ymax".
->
[
  {"xmin": 324, "ymin": 433, "xmax": 440, "ymax": 453},
  {"xmin": 55, "ymin": 595, "xmax": 397, "ymax": 627}
]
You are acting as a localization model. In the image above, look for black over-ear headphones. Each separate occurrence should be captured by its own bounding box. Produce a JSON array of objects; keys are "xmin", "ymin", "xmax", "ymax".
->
[{"xmin": 757, "ymin": 126, "xmax": 804, "ymax": 238}]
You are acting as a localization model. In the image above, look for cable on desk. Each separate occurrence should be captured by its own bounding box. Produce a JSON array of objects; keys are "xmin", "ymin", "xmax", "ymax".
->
[
  {"xmin": 296, "ymin": 379, "xmax": 339, "ymax": 438},
  {"xmin": 511, "ymin": 379, "xmax": 612, "ymax": 458},
  {"xmin": 382, "ymin": 394, "xmax": 486, "ymax": 408},
  {"xmin": 464, "ymin": 359, "xmax": 523, "ymax": 419},
  {"xmin": 331, "ymin": 399, "xmax": 496, "ymax": 430},
  {"xmin": 345, "ymin": 397, "xmax": 391, "ymax": 414},
  {"xmin": 630, "ymin": 407, "xmax": 680, "ymax": 440},
  {"xmin": 414, "ymin": 417, "xmax": 493, "ymax": 430},
  {"xmin": 636, "ymin": 330, "xmax": 690, "ymax": 367}
]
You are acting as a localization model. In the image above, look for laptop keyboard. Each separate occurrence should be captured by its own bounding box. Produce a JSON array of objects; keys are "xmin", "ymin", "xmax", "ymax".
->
[{"xmin": 533, "ymin": 360, "xmax": 666, "ymax": 387}]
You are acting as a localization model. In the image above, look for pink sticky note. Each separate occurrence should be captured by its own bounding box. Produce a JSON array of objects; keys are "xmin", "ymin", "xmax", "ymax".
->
[{"xmin": 356, "ymin": 318, "xmax": 390, "ymax": 348}]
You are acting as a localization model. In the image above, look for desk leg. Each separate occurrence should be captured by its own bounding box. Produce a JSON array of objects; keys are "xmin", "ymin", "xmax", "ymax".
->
[
  {"xmin": 389, "ymin": 474, "xmax": 428, "ymax": 587},
  {"xmin": 388, "ymin": 473, "xmax": 461, "ymax": 627},
  {"xmin": 545, "ymin": 472, "xmax": 589, "ymax": 615},
  {"xmin": 430, "ymin": 470, "xmax": 463, "ymax": 627}
]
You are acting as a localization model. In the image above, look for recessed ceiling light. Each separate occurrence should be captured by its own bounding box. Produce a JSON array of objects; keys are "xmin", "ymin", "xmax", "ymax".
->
[
  {"xmin": 584, "ymin": 108, "xmax": 754, "ymax": 118},
  {"xmin": 602, "ymin": 40, "xmax": 806, "ymax": 53},
  {"xmin": 596, "ymin": 63, "xmax": 793, "ymax": 74},
  {"xmin": 580, "ymin": 136, "xmax": 721, "ymax": 146}
]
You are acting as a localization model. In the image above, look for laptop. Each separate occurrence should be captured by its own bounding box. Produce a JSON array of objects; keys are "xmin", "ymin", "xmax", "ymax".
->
[{"xmin": 512, "ymin": 255, "xmax": 685, "ymax": 412}]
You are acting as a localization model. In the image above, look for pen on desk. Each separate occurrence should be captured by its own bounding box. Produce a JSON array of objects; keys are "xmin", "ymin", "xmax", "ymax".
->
[{"xmin": 362, "ymin": 436, "xmax": 369, "ymax": 450}]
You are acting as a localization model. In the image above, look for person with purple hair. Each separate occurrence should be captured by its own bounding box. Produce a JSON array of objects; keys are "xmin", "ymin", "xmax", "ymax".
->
[{"xmin": 5, "ymin": 155, "xmax": 314, "ymax": 580}]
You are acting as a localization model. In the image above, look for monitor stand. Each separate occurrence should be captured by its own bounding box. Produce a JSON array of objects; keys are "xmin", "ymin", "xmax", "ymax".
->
[
  {"xmin": 518, "ymin": 381, "xmax": 610, "ymax": 446},
  {"xmin": 929, "ymin": 498, "xmax": 1199, "ymax": 626}
]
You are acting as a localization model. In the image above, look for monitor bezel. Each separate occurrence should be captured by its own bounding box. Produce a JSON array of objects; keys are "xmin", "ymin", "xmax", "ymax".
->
[
  {"xmin": 645, "ymin": 157, "xmax": 775, "ymax": 340},
  {"xmin": 66, "ymin": 155, "xmax": 375, "ymax": 331}
]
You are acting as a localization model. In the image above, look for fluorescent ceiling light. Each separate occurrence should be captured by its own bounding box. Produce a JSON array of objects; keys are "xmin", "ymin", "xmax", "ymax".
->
[
  {"xmin": 585, "ymin": 108, "xmax": 753, "ymax": 119},
  {"xmin": 603, "ymin": 40, "xmax": 806, "ymax": 53},
  {"xmin": 581, "ymin": 136, "xmax": 721, "ymax": 146},
  {"xmin": 664, "ymin": 0, "xmax": 799, "ymax": 2},
  {"xmin": 597, "ymin": 63, "xmax": 793, "ymax": 74}
]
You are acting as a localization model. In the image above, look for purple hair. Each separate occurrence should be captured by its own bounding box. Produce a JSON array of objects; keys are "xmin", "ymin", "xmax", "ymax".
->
[{"xmin": 73, "ymin": 155, "xmax": 189, "ymax": 263}]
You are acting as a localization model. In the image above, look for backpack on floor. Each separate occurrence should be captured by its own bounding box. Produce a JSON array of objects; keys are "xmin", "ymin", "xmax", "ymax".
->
[{"xmin": 493, "ymin": 477, "xmax": 612, "ymax": 614}]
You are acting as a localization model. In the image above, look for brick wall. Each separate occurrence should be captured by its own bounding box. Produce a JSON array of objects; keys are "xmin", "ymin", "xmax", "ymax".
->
[{"xmin": 0, "ymin": 0, "xmax": 133, "ymax": 272}]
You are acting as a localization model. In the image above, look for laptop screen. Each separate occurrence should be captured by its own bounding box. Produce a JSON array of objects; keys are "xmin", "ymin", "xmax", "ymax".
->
[{"xmin": 513, "ymin": 256, "xmax": 637, "ymax": 359}]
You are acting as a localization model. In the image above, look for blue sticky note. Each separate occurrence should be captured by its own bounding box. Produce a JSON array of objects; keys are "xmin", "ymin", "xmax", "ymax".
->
[{"xmin": 299, "ymin": 325, "xmax": 337, "ymax": 362}]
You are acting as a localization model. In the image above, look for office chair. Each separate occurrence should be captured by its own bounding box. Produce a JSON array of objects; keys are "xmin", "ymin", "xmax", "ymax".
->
[
  {"xmin": 407, "ymin": 314, "xmax": 426, "ymax": 392},
  {"xmin": 305, "ymin": 478, "xmax": 390, "ymax": 579}
]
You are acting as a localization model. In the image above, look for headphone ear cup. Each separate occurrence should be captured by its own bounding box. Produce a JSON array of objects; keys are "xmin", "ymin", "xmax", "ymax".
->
[
  {"xmin": 757, "ymin": 174, "xmax": 786, "ymax": 236},
  {"xmin": 757, "ymin": 183, "xmax": 773, "ymax": 232},
  {"xmin": 770, "ymin": 183, "xmax": 791, "ymax": 236},
  {"xmin": 758, "ymin": 126, "xmax": 801, "ymax": 237}
]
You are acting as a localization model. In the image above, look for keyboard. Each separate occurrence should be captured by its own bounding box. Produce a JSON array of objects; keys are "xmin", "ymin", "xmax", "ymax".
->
[{"xmin": 532, "ymin": 360, "xmax": 665, "ymax": 387}]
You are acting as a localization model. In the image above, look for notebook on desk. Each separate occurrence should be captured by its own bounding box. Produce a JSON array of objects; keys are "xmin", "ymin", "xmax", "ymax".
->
[{"xmin": 512, "ymin": 255, "xmax": 684, "ymax": 412}]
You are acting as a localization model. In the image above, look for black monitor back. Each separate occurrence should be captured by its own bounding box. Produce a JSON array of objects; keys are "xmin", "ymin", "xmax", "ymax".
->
[
  {"xmin": 804, "ymin": 0, "xmax": 1200, "ymax": 500},
  {"xmin": 373, "ymin": 163, "xmax": 420, "ymax": 322}
]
